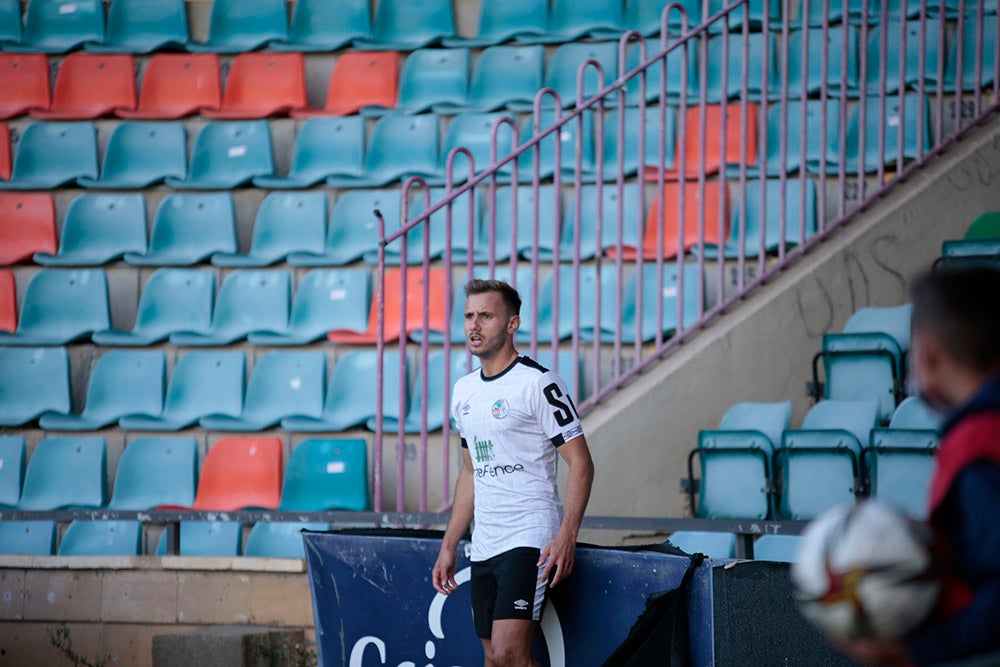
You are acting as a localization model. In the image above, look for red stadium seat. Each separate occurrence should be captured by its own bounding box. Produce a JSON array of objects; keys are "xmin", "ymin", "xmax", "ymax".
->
[
  {"xmin": 0, "ymin": 270, "xmax": 16, "ymax": 332},
  {"xmin": 610, "ymin": 180, "xmax": 730, "ymax": 260},
  {"xmin": 294, "ymin": 51, "xmax": 399, "ymax": 118},
  {"xmin": 202, "ymin": 52, "xmax": 309, "ymax": 119},
  {"xmin": 30, "ymin": 53, "xmax": 137, "ymax": 120},
  {"xmin": 644, "ymin": 103, "xmax": 759, "ymax": 181},
  {"xmin": 328, "ymin": 267, "xmax": 447, "ymax": 344},
  {"xmin": 0, "ymin": 193, "xmax": 57, "ymax": 265},
  {"xmin": 0, "ymin": 54, "xmax": 51, "ymax": 119},
  {"xmin": 0, "ymin": 123, "xmax": 9, "ymax": 181},
  {"xmin": 117, "ymin": 53, "xmax": 222, "ymax": 120},
  {"xmin": 160, "ymin": 436, "xmax": 283, "ymax": 512}
]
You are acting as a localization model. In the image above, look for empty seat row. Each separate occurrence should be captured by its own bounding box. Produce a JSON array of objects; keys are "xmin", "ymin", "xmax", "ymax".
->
[
  {"xmin": 688, "ymin": 396, "xmax": 941, "ymax": 523},
  {"xmin": 0, "ymin": 435, "xmax": 367, "ymax": 558},
  {"xmin": 667, "ymin": 531, "xmax": 802, "ymax": 561}
]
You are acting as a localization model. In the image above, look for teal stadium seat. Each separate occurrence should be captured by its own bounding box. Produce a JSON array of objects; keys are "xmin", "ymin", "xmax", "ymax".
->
[
  {"xmin": 288, "ymin": 189, "xmax": 402, "ymax": 266},
  {"xmin": 119, "ymin": 351, "xmax": 245, "ymax": 431},
  {"xmin": 254, "ymin": 116, "xmax": 367, "ymax": 189},
  {"xmin": 785, "ymin": 26, "xmax": 860, "ymax": 98},
  {"xmin": 601, "ymin": 108, "xmax": 677, "ymax": 182},
  {"xmin": 18, "ymin": 436, "xmax": 106, "ymax": 509},
  {"xmin": 519, "ymin": 108, "xmax": 597, "ymax": 183},
  {"xmin": 282, "ymin": 351, "xmax": 407, "ymax": 433},
  {"xmin": 280, "ymin": 438, "xmax": 370, "ymax": 511},
  {"xmin": 598, "ymin": 262, "xmax": 702, "ymax": 344},
  {"xmin": 614, "ymin": 0, "xmax": 701, "ymax": 35},
  {"xmin": 705, "ymin": 32, "xmax": 777, "ymax": 102},
  {"xmin": 691, "ymin": 401, "xmax": 792, "ymax": 520},
  {"xmin": 938, "ymin": 238, "xmax": 1000, "ymax": 269},
  {"xmin": 169, "ymin": 269, "xmax": 289, "ymax": 346},
  {"xmin": 393, "ymin": 351, "xmax": 474, "ymax": 433},
  {"xmin": 212, "ymin": 191, "xmax": 327, "ymax": 267},
  {"xmin": 200, "ymin": 351, "xmax": 326, "ymax": 431},
  {"xmin": 753, "ymin": 535, "xmax": 801, "ymax": 562},
  {"xmin": 706, "ymin": 0, "xmax": 781, "ymax": 31},
  {"xmin": 866, "ymin": 397, "xmax": 941, "ymax": 518},
  {"xmin": 529, "ymin": 0, "xmax": 624, "ymax": 43},
  {"xmin": 124, "ymin": 192, "xmax": 237, "ymax": 266},
  {"xmin": 745, "ymin": 99, "xmax": 845, "ymax": 176},
  {"xmin": 442, "ymin": 0, "xmax": 547, "ymax": 47},
  {"xmin": 510, "ymin": 42, "xmax": 618, "ymax": 111},
  {"xmin": 39, "ymin": 350, "xmax": 166, "ymax": 431},
  {"xmin": 156, "ymin": 521, "xmax": 242, "ymax": 557},
  {"xmin": 547, "ymin": 183, "xmax": 643, "ymax": 261},
  {"xmin": 355, "ymin": 0, "xmax": 456, "ymax": 50},
  {"xmin": 84, "ymin": 0, "xmax": 189, "ymax": 54},
  {"xmin": 58, "ymin": 521, "xmax": 142, "ymax": 556},
  {"xmin": 461, "ymin": 45, "xmax": 544, "ymax": 112},
  {"xmin": 921, "ymin": 0, "xmax": 998, "ymax": 17},
  {"xmin": 0, "ymin": 521, "xmax": 56, "ymax": 555},
  {"xmin": 186, "ymin": 0, "xmax": 287, "ymax": 53},
  {"xmin": 165, "ymin": 120, "xmax": 274, "ymax": 189},
  {"xmin": 0, "ymin": 122, "xmax": 97, "ymax": 190},
  {"xmin": 532, "ymin": 265, "xmax": 606, "ymax": 343},
  {"xmin": 249, "ymin": 269, "xmax": 371, "ymax": 346},
  {"xmin": 777, "ymin": 399, "xmax": 880, "ymax": 520},
  {"xmin": 78, "ymin": 121, "xmax": 187, "ymax": 189},
  {"xmin": 481, "ymin": 185, "xmax": 561, "ymax": 262},
  {"xmin": 270, "ymin": 0, "xmax": 370, "ymax": 52},
  {"xmin": 864, "ymin": 19, "xmax": 943, "ymax": 93},
  {"xmin": 0, "ymin": 268, "xmax": 109, "ymax": 345},
  {"xmin": 441, "ymin": 112, "xmax": 518, "ymax": 183},
  {"xmin": 844, "ymin": 94, "xmax": 931, "ymax": 174},
  {"xmin": 396, "ymin": 48, "xmax": 469, "ymax": 114},
  {"xmin": 713, "ymin": 178, "xmax": 817, "ymax": 258},
  {"xmin": 944, "ymin": 15, "xmax": 998, "ymax": 91},
  {"xmin": 4, "ymin": 0, "xmax": 103, "ymax": 54},
  {"xmin": 93, "ymin": 269, "xmax": 214, "ymax": 346},
  {"xmin": 622, "ymin": 41, "xmax": 698, "ymax": 106},
  {"xmin": 0, "ymin": 435, "xmax": 25, "ymax": 507},
  {"xmin": 107, "ymin": 437, "xmax": 198, "ymax": 509},
  {"xmin": 244, "ymin": 522, "xmax": 329, "ymax": 559},
  {"xmin": 34, "ymin": 193, "xmax": 147, "ymax": 266},
  {"xmin": 668, "ymin": 531, "xmax": 736, "ymax": 559},
  {"xmin": 0, "ymin": 0, "xmax": 21, "ymax": 45},
  {"xmin": 0, "ymin": 347, "xmax": 70, "ymax": 426},
  {"xmin": 368, "ymin": 187, "xmax": 479, "ymax": 265},
  {"xmin": 327, "ymin": 113, "xmax": 441, "ymax": 188},
  {"xmin": 802, "ymin": 0, "xmax": 880, "ymax": 26}
]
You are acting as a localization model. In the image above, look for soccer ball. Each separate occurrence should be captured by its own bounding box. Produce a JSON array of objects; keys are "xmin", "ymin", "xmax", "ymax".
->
[{"xmin": 790, "ymin": 500, "xmax": 941, "ymax": 641}]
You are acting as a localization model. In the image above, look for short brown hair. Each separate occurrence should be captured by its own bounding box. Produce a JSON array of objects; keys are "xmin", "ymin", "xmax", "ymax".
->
[
  {"xmin": 464, "ymin": 279, "xmax": 522, "ymax": 317},
  {"xmin": 911, "ymin": 267, "xmax": 1000, "ymax": 372}
]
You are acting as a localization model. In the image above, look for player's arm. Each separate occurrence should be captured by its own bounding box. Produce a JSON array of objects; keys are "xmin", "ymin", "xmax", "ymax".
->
[
  {"xmin": 539, "ymin": 435, "xmax": 595, "ymax": 588},
  {"xmin": 432, "ymin": 446, "xmax": 475, "ymax": 595}
]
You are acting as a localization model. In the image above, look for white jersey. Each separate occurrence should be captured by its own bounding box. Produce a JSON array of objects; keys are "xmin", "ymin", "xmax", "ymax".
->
[{"xmin": 452, "ymin": 355, "xmax": 585, "ymax": 562}]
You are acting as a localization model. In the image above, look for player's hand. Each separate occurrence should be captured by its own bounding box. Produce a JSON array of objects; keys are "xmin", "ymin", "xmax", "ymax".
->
[
  {"xmin": 539, "ymin": 529, "xmax": 577, "ymax": 588},
  {"xmin": 836, "ymin": 638, "xmax": 910, "ymax": 666},
  {"xmin": 432, "ymin": 546, "xmax": 458, "ymax": 595}
]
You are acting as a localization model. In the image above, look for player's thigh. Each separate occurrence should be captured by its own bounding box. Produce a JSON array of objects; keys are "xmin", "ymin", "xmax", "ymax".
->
[{"xmin": 489, "ymin": 618, "xmax": 537, "ymax": 666}]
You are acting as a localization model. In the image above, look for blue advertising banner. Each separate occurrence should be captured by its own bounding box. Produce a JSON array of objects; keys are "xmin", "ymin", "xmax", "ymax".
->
[{"xmin": 302, "ymin": 532, "xmax": 716, "ymax": 667}]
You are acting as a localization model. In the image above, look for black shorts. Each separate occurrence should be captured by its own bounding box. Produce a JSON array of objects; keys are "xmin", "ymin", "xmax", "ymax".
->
[{"xmin": 470, "ymin": 547, "xmax": 550, "ymax": 639}]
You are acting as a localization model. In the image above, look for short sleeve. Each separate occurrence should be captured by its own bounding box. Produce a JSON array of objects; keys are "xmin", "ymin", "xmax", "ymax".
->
[
  {"xmin": 533, "ymin": 371, "xmax": 584, "ymax": 446},
  {"xmin": 451, "ymin": 383, "xmax": 464, "ymax": 437}
]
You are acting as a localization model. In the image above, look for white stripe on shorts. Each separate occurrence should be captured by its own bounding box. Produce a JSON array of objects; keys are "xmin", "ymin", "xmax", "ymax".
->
[{"xmin": 533, "ymin": 562, "xmax": 547, "ymax": 620}]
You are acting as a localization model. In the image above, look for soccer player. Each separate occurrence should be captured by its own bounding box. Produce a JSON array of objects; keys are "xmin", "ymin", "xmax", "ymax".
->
[
  {"xmin": 432, "ymin": 279, "xmax": 595, "ymax": 667},
  {"xmin": 843, "ymin": 266, "xmax": 1000, "ymax": 666}
]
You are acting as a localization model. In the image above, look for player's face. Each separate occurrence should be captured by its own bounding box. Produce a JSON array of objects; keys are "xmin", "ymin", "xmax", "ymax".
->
[{"xmin": 464, "ymin": 292, "xmax": 519, "ymax": 360}]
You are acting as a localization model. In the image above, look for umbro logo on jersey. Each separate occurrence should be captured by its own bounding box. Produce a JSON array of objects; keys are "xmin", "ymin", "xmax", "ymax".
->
[
  {"xmin": 491, "ymin": 399, "xmax": 509, "ymax": 420},
  {"xmin": 514, "ymin": 599, "xmax": 529, "ymax": 611},
  {"xmin": 462, "ymin": 403, "xmax": 471, "ymax": 415}
]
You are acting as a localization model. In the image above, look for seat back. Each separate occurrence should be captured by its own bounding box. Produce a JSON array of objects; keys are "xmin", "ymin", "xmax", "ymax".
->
[
  {"xmin": 156, "ymin": 521, "xmax": 242, "ymax": 556},
  {"xmin": 462, "ymin": 0, "xmax": 546, "ymax": 44},
  {"xmin": 847, "ymin": 94, "xmax": 931, "ymax": 173},
  {"xmin": 0, "ymin": 435, "xmax": 26, "ymax": 507},
  {"xmin": 843, "ymin": 303, "xmax": 912, "ymax": 350},
  {"xmin": 397, "ymin": 48, "xmax": 469, "ymax": 113},
  {"xmin": 318, "ymin": 50, "xmax": 399, "ymax": 116},
  {"xmin": 668, "ymin": 531, "xmax": 736, "ymax": 558},
  {"xmin": 121, "ymin": 53, "xmax": 221, "ymax": 119},
  {"xmin": 229, "ymin": 350, "xmax": 326, "ymax": 426},
  {"xmin": 466, "ymin": 44, "xmax": 543, "ymax": 110},
  {"xmin": 129, "ymin": 350, "xmax": 245, "ymax": 429},
  {"xmin": 4, "ymin": 121, "xmax": 98, "ymax": 187},
  {"xmin": 753, "ymin": 535, "xmax": 801, "ymax": 563},
  {"xmin": 519, "ymin": 107, "xmax": 596, "ymax": 180},
  {"xmin": 37, "ymin": 193, "xmax": 147, "ymax": 265},
  {"xmin": 58, "ymin": 521, "xmax": 142, "ymax": 556},
  {"xmin": 800, "ymin": 399, "xmax": 880, "ymax": 445},
  {"xmin": 0, "ymin": 347, "xmax": 70, "ymax": 425},
  {"xmin": 176, "ymin": 120, "xmax": 274, "ymax": 187},
  {"xmin": 548, "ymin": 0, "xmax": 623, "ymax": 38},
  {"xmin": 945, "ymin": 15, "xmax": 998, "ymax": 90},
  {"xmin": 401, "ymin": 351, "xmax": 474, "ymax": 433},
  {"xmin": 276, "ymin": 0, "xmax": 370, "ymax": 50},
  {"xmin": 192, "ymin": 436, "xmax": 282, "ymax": 511},
  {"xmin": 313, "ymin": 350, "xmax": 408, "ymax": 430},
  {"xmin": 264, "ymin": 268, "xmax": 370, "ymax": 344},
  {"xmin": 128, "ymin": 192, "xmax": 236, "ymax": 265},
  {"xmin": 0, "ymin": 54, "xmax": 50, "ymax": 119},
  {"xmin": 443, "ymin": 112, "xmax": 517, "ymax": 180},
  {"xmin": 760, "ymin": 99, "xmax": 844, "ymax": 175},
  {"xmin": 621, "ymin": 261, "xmax": 703, "ymax": 343},
  {"xmin": 0, "ymin": 192, "xmax": 57, "ymax": 264},
  {"xmin": 244, "ymin": 522, "xmax": 330, "ymax": 559},
  {"xmin": 727, "ymin": 178, "xmax": 817, "ymax": 258},
  {"xmin": 11, "ymin": 268, "xmax": 110, "ymax": 343},
  {"xmin": 637, "ymin": 180, "xmax": 730, "ymax": 259},
  {"xmin": 94, "ymin": 0, "xmax": 189, "ymax": 53},
  {"xmin": 384, "ymin": 187, "xmax": 478, "ymax": 264},
  {"xmin": 281, "ymin": 438, "xmax": 369, "ymax": 510},
  {"xmin": 0, "ymin": 271, "xmax": 14, "ymax": 332},
  {"xmin": 315, "ymin": 188, "xmax": 403, "ymax": 265},
  {"xmin": 864, "ymin": 19, "xmax": 942, "ymax": 93},
  {"xmin": 543, "ymin": 42, "xmax": 618, "ymax": 108},
  {"xmin": 889, "ymin": 397, "xmax": 942, "ymax": 430},
  {"xmin": 0, "ymin": 0, "xmax": 21, "ymax": 43},
  {"xmin": 205, "ymin": 269, "xmax": 290, "ymax": 340},
  {"xmin": 868, "ymin": 448, "xmax": 935, "ymax": 519},
  {"xmin": 718, "ymin": 401, "xmax": 792, "ymax": 447},
  {"xmin": 554, "ymin": 183, "xmax": 642, "ymax": 261},
  {"xmin": 489, "ymin": 185, "xmax": 560, "ymax": 261},
  {"xmin": 32, "ymin": 53, "xmax": 136, "ymax": 119},
  {"xmin": 0, "ymin": 521, "xmax": 56, "ymax": 555},
  {"xmin": 16, "ymin": 0, "xmax": 104, "ymax": 52},
  {"xmin": 360, "ymin": 112, "xmax": 441, "ymax": 184},
  {"xmin": 705, "ymin": 32, "xmax": 776, "ymax": 101},
  {"xmin": 214, "ymin": 191, "xmax": 327, "ymax": 266},
  {"xmin": 18, "ymin": 436, "xmax": 106, "ymax": 509},
  {"xmin": 206, "ymin": 52, "xmax": 308, "ymax": 118},
  {"xmin": 328, "ymin": 267, "xmax": 446, "ymax": 344},
  {"xmin": 366, "ymin": 0, "xmax": 455, "ymax": 48},
  {"xmin": 80, "ymin": 120, "xmax": 187, "ymax": 188},
  {"xmin": 108, "ymin": 437, "xmax": 198, "ymax": 509},
  {"xmin": 194, "ymin": 0, "xmax": 287, "ymax": 51},
  {"xmin": 602, "ymin": 107, "xmax": 677, "ymax": 180},
  {"xmin": 268, "ymin": 116, "xmax": 367, "ymax": 185},
  {"xmin": 654, "ymin": 103, "xmax": 759, "ymax": 178}
]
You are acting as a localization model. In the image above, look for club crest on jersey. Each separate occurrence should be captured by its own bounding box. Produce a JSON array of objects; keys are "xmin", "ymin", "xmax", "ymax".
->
[{"xmin": 491, "ymin": 399, "xmax": 509, "ymax": 420}]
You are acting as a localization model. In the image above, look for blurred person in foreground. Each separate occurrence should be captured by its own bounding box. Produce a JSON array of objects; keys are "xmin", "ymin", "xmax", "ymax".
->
[{"xmin": 844, "ymin": 266, "xmax": 1000, "ymax": 666}]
